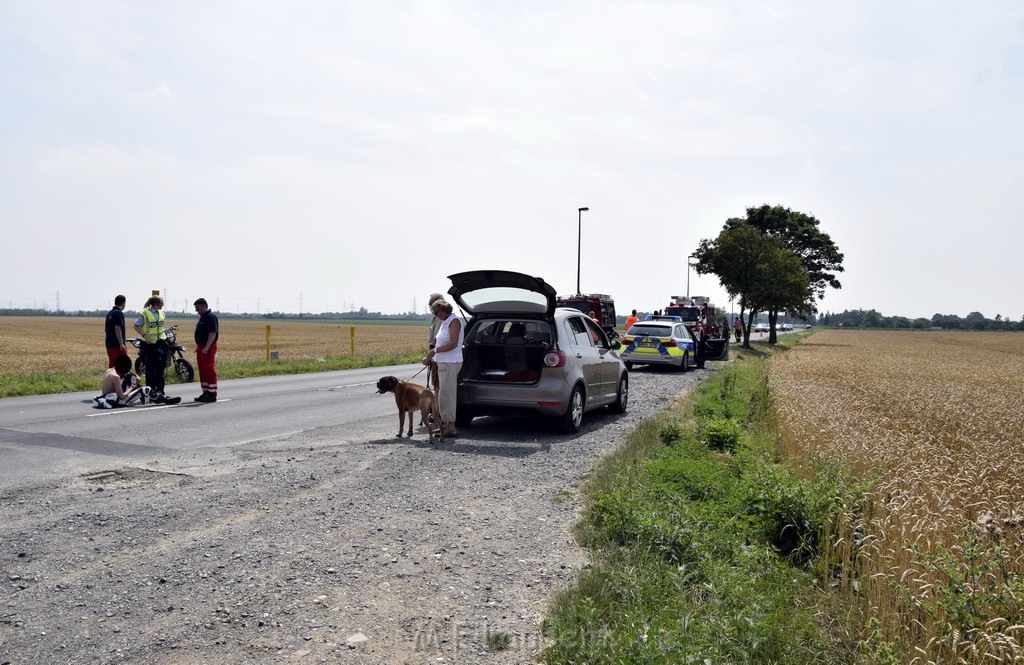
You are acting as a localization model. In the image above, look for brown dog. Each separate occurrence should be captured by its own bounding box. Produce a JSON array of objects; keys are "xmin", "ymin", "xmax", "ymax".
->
[{"xmin": 376, "ymin": 376, "xmax": 443, "ymax": 441}]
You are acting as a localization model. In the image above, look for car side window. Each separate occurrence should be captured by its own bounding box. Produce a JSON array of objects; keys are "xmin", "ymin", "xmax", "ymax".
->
[
  {"xmin": 583, "ymin": 318, "xmax": 609, "ymax": 349},
  {"xmin": 566, "ymin": 316, "xmax": 594, "ymax": 348}
]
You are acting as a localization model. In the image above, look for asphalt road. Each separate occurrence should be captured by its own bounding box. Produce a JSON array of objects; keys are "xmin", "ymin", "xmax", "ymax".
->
[{"xmin": 0, "ymin": 364, "xmax": 427, "ymax": 489}]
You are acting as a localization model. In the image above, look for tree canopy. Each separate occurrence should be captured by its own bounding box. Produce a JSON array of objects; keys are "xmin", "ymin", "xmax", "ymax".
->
[
  {"xmin": 694, "ymin": 204, "xmax": 842, "ymax": 345},
  {"xmin": 727, "ymin": 204, "xmax": 844, "ymax": 302}
]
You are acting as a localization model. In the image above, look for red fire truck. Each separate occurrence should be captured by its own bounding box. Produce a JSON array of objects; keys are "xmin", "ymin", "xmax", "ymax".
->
[{"xmin": 555, "ymin": 293, "xmax": 618, "ymax": 340}]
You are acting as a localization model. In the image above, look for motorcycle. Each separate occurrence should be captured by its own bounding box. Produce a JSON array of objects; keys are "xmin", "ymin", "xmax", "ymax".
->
[{"xmin": 127, "ymin": 325, "xmax": 195, "ymax": 383}]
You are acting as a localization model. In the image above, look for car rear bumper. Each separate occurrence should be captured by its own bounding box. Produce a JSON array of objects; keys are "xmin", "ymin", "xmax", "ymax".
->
[
  {"xmin": 458, "ymin": 376, "xmax": 572, "ymax": 417},
  {"xmin": 621, "ymin": 353, "xmax": 682, "ymax": 367}
]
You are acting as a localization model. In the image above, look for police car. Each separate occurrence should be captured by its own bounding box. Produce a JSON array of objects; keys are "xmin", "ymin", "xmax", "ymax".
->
[{"xmin": 617, "ymin": 316, "xmax": 696, "ymax": 371}]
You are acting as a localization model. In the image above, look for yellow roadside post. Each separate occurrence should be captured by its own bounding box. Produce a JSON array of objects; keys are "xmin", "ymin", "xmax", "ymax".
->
[
  {"xmin": 350, "ymin": 326, "xmax": 355, "ymax": 355},
  {"xmin": 265, "ymin": 325, "xmax": 271, "ymax": 361}
]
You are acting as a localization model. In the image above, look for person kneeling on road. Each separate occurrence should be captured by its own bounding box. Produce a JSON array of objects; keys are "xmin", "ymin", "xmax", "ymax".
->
[{"xmin": 93, "ymin": 355, "xmax": 154, "ymax": 408}]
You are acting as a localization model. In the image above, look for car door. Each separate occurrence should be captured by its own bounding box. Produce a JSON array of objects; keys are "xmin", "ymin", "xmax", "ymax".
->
[
  {"xmin": 675, "ymin": 324, "xmax": 696, "ymax": 357},
  {"xmin": 583, "ymin": 316, "xmax": 618, "ymax": 402},
  {"xmin": 700, "ymin": 332, "xmax": 730, "ymax": 361},
  {"xmin": 564, "ymin": 315, "xmax": 605, "ymax": 407}
]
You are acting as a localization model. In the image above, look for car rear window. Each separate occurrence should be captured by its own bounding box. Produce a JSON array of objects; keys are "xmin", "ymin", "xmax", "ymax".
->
[
  {"xmin": 628, "ymin": 324, "xmax": 672, "ymax": 336},
  {"xmin": 458, "ymin": 287, "xmax": 549, "ymax": 314},
  {"xmin": 468, "ymin": 319, "xmax": 553, "ymax": 344}
]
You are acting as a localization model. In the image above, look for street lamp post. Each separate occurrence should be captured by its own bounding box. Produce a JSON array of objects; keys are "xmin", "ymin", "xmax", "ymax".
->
[
  {"xmin": 686, "ymin": 254, "xmax": 697, "ymax": 301},
  {"xmin": 576, "ymin": 207, "xmax": 589, "ymax": 294}
]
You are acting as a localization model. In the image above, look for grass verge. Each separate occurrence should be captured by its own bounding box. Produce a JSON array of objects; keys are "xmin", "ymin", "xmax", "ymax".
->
[
  {"xmin": 541, "ymin": 338, "xmax": 868, "ymax": 664},
  {"xmin": 0, "ymin": 350, "xmax": 427, "ymax": 398}
]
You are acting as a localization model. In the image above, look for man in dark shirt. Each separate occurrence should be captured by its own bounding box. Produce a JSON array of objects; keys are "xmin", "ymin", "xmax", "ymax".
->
[
  {"xmin": 193, "ymin": 298, "xmax": 220, "ymax": 402},
  {"xmin": 104, "ymin": 295, "xmax": 128, "ymax": 368}
]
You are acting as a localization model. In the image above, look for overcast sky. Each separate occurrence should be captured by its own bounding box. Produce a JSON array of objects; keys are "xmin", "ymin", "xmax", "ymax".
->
[{"xmin": 2, "ymin": 1, "xmax": 1022, "ymax": 321}]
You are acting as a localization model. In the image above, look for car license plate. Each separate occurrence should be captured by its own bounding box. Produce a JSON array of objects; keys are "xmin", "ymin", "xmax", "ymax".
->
[{"xmin": 637, "ymin": 338, "xmax": 659, "ymax": 348}]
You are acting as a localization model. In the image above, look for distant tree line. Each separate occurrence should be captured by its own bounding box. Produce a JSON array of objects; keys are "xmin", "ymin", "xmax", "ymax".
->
[
  {"xmin": 814, "ymin": 309, "xmax": 1024, "ymax": 331},
  {"xmin": 4, "ymin": 307, "xmax": 1021, "ymax": 331},
  {"xmin": 0, "ymin": 308, "xmax": 433, "ymax": 322}
]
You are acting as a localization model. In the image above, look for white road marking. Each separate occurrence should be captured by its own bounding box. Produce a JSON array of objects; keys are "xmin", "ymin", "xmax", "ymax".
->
[
  {"xmin": 317, "ymin": 381, "xmax": 377, "ymax": 391},
  {"xmin": 86, "ymin": 399, "xmax": 231, "ymax": 417}
]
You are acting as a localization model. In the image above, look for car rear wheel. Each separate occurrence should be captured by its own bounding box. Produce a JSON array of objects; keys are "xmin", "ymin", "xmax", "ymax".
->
[
  {"xmin": 455, "ymin": 409, "xmax": 475, "ymax": 428},
  {"xmin": 609, "ymin": 374, "xmax": 628, "ymax": 413},
  {"xmin": 677, "ymin": 352, "xmax": 689, "ymax": 372},
  {"xmin": 560, "ymin": 386, "xmax": 584, "ymax": 433}
]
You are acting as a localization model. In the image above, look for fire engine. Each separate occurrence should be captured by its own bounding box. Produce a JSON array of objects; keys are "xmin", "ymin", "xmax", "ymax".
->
[{"xmin": 555, "ymin": 293, "xmax": 618, "ymax": 340}]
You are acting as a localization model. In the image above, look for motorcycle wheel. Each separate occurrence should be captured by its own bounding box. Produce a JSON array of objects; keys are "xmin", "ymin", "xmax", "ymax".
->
[
  {"xmin": 134, "ymin": 357, "xmax": 145, "ymax": 376},
  {"xmin": 174, "ymin": 358, "xmax": 195, "ymax": 383}
]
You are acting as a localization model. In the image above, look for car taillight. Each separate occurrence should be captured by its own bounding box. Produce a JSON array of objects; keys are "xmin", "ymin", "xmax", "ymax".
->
[
  {"xmin": 661, "ymin": 339, "xmax": 676, "ymax": 347},
  {"xmin": 543, "ymin": 350, "xmax": 566, "ymax": 367},
  {"xmin": 622, "ymin": 337, "xmax": 633, "ymax": 344}
]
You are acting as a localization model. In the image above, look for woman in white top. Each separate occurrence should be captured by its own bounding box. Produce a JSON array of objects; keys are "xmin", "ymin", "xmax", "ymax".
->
[{"xmin": 424, "ymin": 299, "xmax": 463, "ymax": 437}]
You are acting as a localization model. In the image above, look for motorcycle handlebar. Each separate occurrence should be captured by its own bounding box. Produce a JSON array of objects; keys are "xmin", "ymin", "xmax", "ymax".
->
[{"xmin": 126, "ymin": 325, "xmax": 180, "ymax": 347}]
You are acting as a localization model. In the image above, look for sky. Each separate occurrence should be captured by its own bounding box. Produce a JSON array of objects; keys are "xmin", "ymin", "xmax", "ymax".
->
[{"xmin": 2, "ymin": 1, "xmax": 1022, "ymax": 321}]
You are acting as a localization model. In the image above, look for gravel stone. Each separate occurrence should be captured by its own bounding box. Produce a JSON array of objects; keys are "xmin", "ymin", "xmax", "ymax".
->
[{"xmin": 0, "ymin": 366, "xmax": 711, "ymax": 664}]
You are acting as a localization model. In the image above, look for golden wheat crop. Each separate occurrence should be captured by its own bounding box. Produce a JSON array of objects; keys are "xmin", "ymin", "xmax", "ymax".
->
[
  {"xmin": 0, "ymin": 317, "xmax": 428, "ymax": 373},
  {"xmin": 769, "ymin": 329, "xmax": 1024, "ymax": 663}
]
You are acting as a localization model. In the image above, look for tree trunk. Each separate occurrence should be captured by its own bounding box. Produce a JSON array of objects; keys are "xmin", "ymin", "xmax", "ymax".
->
[{"xmin": 743, "ymin": 308, "xmax": 759, "ymax": 348}]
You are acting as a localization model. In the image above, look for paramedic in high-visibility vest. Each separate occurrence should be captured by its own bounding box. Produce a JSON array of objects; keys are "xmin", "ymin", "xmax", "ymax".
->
[{"xmin": 133, "ymin": 296, "xmax": 181, "ymax": 405}]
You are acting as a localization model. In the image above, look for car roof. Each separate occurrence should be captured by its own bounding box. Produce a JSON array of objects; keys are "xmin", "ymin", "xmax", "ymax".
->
[{"xmin": 629, "ymin": 321, "xmax": 675, "ymax": 329}]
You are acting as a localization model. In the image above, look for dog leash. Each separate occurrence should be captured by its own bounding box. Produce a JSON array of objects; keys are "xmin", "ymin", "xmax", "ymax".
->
[{"xmin": 408, "ymin": 363, "xmax": 429, "ymax": 382}]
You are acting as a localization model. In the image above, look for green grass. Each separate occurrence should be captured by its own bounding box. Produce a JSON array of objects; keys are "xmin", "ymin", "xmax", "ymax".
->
[
  {"xmin": 0, "ymin": 350, "xmax": 426, "ymax": 398},
  {"xmin": 541, "ymin": 341, "xmax": 866, "ymax": 664}
]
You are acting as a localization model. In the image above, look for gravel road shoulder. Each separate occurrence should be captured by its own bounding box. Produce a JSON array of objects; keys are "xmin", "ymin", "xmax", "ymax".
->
[{"xmin": 1, "ymin": 367, "xmax": 710, "ymax": 665}]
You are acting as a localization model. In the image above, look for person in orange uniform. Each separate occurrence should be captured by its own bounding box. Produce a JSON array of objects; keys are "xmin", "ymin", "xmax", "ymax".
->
[{"xmin": 624, "ymin": 309, "xmax": 638, "ymax": 333}]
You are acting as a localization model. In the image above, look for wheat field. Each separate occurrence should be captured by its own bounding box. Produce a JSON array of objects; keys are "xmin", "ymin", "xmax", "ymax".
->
[
  {"xmin": 769, "ymin": 329, "xmax": 1024, "ymax": 663},
  {"xmin": 0, "ymin": 317, "xmax": 429, "ymax": 373}
]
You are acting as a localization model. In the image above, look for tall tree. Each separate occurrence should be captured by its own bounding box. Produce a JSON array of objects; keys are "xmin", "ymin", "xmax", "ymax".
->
[
  {"xmin": 702, "ymin": 204, "xmax": 843, "ymax": 341},
  {"xmin": 730, "ymin": 204, "xmax": 844, "ymax": 303},
  {"xmin": 746, "ymin": 244, "xmax": 812, "ymax": 344},
  {"xmin": 693, "ymin": 222, "xmax": 810, "ymax": 347}
]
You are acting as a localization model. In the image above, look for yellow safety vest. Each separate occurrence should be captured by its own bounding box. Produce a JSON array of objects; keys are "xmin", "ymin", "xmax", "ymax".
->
[{"xmin": 141, "ymin": 308, "xmax": 166, "ymax": 344}]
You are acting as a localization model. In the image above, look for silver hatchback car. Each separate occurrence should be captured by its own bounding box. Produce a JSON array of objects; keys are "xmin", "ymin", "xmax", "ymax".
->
[{"xmin": 447, "ymin": 270, "xmax": 628, "ymax": 433}]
